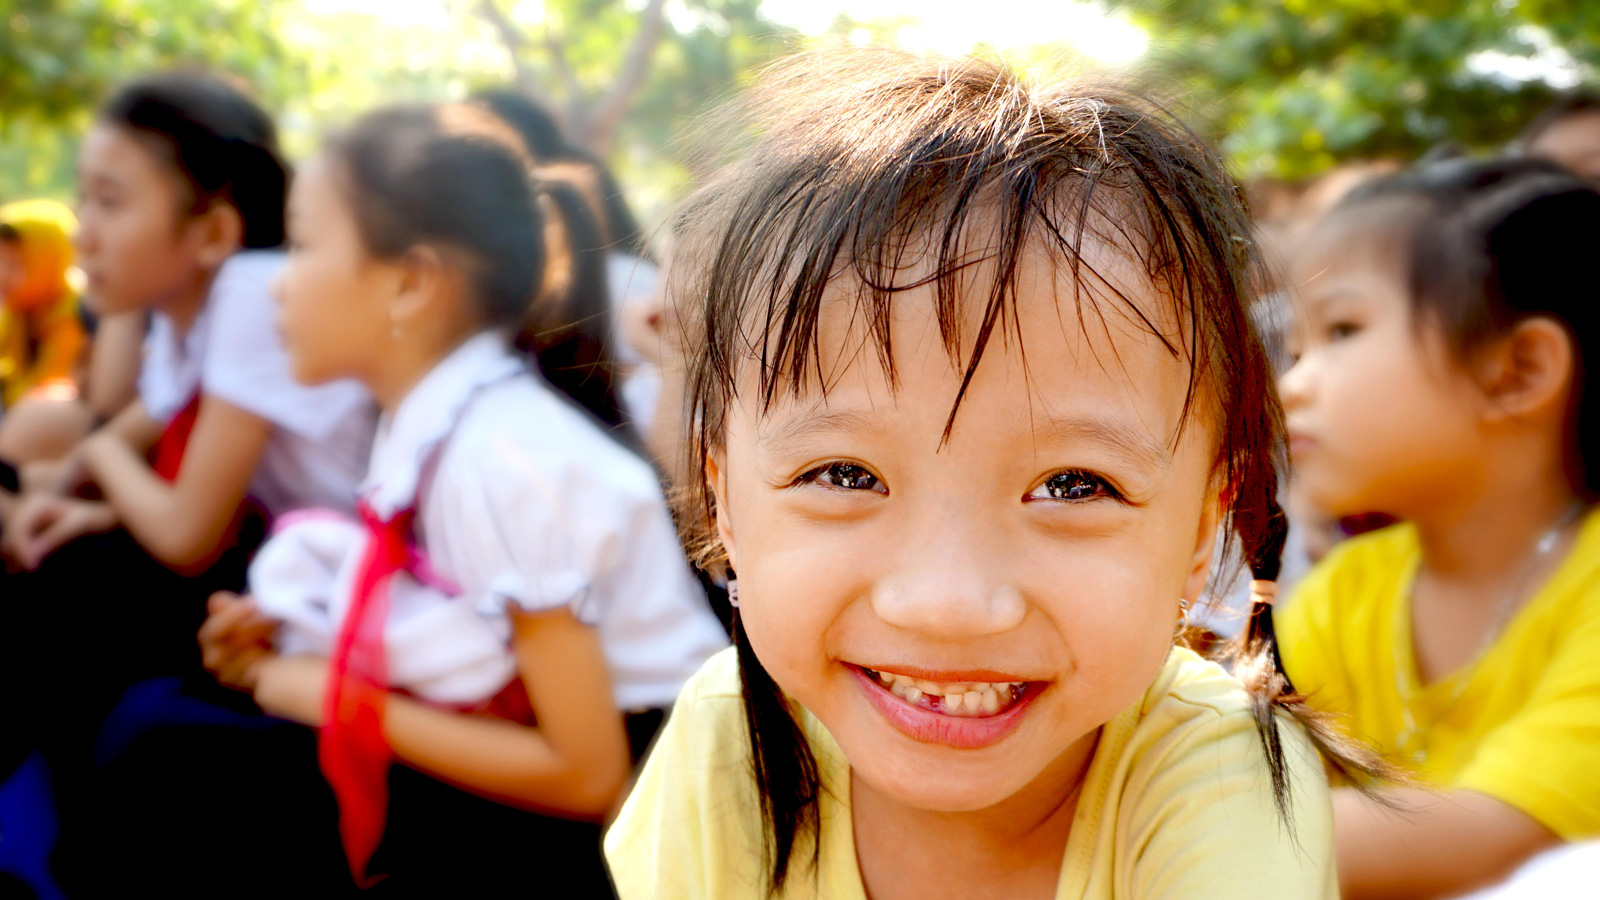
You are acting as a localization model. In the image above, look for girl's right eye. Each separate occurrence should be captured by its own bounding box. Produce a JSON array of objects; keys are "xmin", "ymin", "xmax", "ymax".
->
[
  {"xmin": 796, "ymin": 461, "xmax": 887, "ymax": 494},
  {"xmin": 1328, "ymin": 321, "xmax": 1360, "ymax": 341}
]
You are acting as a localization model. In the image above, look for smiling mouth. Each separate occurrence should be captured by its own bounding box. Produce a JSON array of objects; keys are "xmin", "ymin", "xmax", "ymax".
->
[{"xmin": 858, "ymin": 666, "xmax": 1033, "ymax": 717}]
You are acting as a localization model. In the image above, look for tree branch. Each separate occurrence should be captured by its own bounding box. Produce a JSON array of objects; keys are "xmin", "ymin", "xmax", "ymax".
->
[
  {"xmin": 582, "ymin": 0, "xmax": 667, "ymax": 153},
  {"xmin": 476, "ymin": 0, "xmax": 558, "ymax": 113}
]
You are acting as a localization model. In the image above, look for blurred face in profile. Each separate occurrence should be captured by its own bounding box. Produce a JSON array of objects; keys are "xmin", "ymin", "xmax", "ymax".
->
[
  {"xmin": 1527, "ymin": 110, "xmax": 1600, "ymax": 187},
  {"xmin": 272, "ymin": 154, "xmax": 393, "ymax": 386},
  {"xmin": 1278, "ymin": 204, "xmax": 1488, "ymax": 520},
  {"xmin": 74, "ymin": 124, "xmax": 223, "ymax": 316}
]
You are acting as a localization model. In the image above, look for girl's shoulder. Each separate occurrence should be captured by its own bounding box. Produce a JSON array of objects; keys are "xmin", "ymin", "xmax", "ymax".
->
[
  {"xmin": 443, "ymin": 371, "xmax": 662, "ymax": 501},
  {"xmin": 1066, "ymin": 648, "xmax": 1337, "ymax": 897}
]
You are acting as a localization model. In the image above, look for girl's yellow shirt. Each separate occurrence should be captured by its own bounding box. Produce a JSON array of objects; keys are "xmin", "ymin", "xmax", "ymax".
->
[
  {"xmin": 605, "ymin": 647, "xmax": 1336, "ymax": 899},
  {"xmin": 1279, "ymin": 512, "xmax": 1600, "ymax": 840}
]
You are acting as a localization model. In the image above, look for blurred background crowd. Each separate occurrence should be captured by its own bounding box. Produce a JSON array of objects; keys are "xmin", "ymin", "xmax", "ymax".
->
[{"xmin": 2, "ymin": 1, "xmax": 1600, "ymax": 898}]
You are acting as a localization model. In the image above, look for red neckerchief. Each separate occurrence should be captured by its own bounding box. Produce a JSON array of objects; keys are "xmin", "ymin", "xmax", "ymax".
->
[
  {"xmin": 151, "ymin": 392, "xmax": 202, "ymax": 482},
  {"xmin": 319, "ymin": 501, "xmax": 414, "ymax": 887}
]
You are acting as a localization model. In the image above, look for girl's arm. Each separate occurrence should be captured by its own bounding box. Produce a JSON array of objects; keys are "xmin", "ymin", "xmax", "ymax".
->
[
  {"xmin": 256, "ymin": 604, "xmax": 632, "ymax": 819},
  {"xmin": 82, "ymin": 311, "xmax": 145, "ymax": 421},
  {"xmin": 80, "ymin": 392, "xmax": 271, "ymax": 570},
  {"xmin": 1333, "ymin": 787, "xmax": 1559, "ymax": 899},
  {"xmin": 20, "ymin": 398, "xmax": 163, "ymax": 498}
]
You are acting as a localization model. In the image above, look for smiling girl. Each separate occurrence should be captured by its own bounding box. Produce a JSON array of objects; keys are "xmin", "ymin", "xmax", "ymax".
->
[{"xmin": 603, "ymin": 50, "xmax": 1368, "ymax": 900}]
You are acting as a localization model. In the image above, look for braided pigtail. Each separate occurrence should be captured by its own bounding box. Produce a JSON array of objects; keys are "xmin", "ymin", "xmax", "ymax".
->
[{"xmin": 1233, "ymin": 495, "xmax": 1401, "ymax": 822}]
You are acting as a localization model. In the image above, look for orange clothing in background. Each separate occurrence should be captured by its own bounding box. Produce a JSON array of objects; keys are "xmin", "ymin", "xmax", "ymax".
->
[{"xmin": 0, "ymin": 199, "xmax": 85, "ymax": 407}]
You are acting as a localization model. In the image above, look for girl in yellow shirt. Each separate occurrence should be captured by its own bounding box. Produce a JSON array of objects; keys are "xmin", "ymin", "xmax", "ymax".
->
[
  {"xmin": 1278, "ymin": 158, "xmax": 1600, "ymax": 897},
  {"xmin": 606, "ymin": 49, "xmax": 1379, "ymax": 900}
]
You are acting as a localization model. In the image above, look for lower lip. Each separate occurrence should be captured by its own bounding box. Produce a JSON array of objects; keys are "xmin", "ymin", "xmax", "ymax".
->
[
  {"xmin": 849, "ymin": 665, "xmax": 1040, "ymax": 750},
  {"xmin": 1287, "ymin": 435, "xmax": 1316, "ymax": 456}
]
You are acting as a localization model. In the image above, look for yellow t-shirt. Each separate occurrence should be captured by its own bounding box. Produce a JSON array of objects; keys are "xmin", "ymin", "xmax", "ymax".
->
[
  {"xmin": 1278, "ymin": 514, "xmax": 1600, "ymax": 840},
  {"xmin": 605, "ymin": 647, "xmax": 1336, "ymax": 899}
]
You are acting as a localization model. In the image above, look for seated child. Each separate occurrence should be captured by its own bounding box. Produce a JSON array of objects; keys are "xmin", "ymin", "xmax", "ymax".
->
[
  {"xmin": 1278, "ymin": 158, "xmax": 1600, "ymax": 898},
  {"xmin": 605, "ymin": 48, "xmax": 1369, "ymax": 900},
  {"xmin": 193, "ymin": 103, "xmax": 727, "ymax": 894}
]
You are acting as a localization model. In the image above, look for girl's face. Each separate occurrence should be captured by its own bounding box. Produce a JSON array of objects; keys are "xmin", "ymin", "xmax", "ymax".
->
[
  {"xmin": 273, "ymin": 155, "xmax": 394, "ymax": 386},
  {"xmin": 75, "ymin": 124, "xmax": 217, "ymax": 315},
  {"xmin": 710, "ymin": 241, "xmax": 1223, "ymax": 814},
  {"xmin": 1279, "ymin": 214, "xmax": 1487, "ymax": 519}
]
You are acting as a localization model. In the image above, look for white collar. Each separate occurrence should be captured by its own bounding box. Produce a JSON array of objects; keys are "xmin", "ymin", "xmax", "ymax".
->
[{"xmin": 360, "ymin": 331, "xmax": 524, "ymax": 518}]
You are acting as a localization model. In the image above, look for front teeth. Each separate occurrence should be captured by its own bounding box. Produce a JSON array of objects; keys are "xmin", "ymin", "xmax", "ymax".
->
[{"xmin": 867, "ymin": 668, "xmax": 1025, "ymax": 717}]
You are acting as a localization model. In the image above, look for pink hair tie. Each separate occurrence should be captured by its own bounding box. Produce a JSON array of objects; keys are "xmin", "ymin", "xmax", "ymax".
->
[{"xmin": 1249, "ymin": 579, "xmax": 1278, "ymax": 606}]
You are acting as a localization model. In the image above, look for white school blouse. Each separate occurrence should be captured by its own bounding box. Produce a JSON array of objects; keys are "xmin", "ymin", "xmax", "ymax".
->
[
  {"xmin": 250, "ymin": 331, "xmax": 728, "ymax": 709},
  {"xmin": 139, "ymin": 251, "xmax": 376, "ymax": 516}
]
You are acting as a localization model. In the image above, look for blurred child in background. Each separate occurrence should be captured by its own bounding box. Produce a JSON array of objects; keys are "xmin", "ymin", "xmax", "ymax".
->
[
  {"xmin": 0, "ymin": 71, "xmax": 374, "ymax": 854},
  {"xmin": 187, "ymin": 103, "xmax": 724, "ymax": 894},
  {"xmin": 607, "ymin": 50, "xmax": 1365, "ymax": 900},
  {"xmin": 1278, "ymin": 158, "xmax": 1600, "ymax": 898},
  {"xmin": 0, "ymin": 199, "xmax": 85, "ymax": 413}
]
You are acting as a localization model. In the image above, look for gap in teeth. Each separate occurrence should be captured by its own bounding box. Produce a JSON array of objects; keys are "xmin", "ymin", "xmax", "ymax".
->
[{"xmin": 868, "ymin": 668, "xmax": 1025, "ymax": 717}]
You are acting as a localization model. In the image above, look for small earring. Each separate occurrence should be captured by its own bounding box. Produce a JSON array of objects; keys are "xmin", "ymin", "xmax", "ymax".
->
[
  {"xmin": 727, "ymin": 578, "xmax": 739, "ymax": 608},
  {"xmin": 1175, "ymin": 596, "xmax": 1191, "ymax": 635}
]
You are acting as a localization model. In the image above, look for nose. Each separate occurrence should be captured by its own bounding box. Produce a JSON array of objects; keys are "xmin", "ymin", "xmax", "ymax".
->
[
  {"xmin": 869, "ymin": 506, "xmax": 1027, "ymax": 638},
  {"xmin": 1278, "ymin": 352, "xmax": 1313, "ymax": 413}
]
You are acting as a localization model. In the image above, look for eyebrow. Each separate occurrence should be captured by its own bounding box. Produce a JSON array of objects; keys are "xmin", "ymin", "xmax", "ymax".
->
[
  {"xmin": 756, "ymin": 408, "xmax": 884, "ymax": 452},
  {"xmin": 1026, "ymin": 413, "xmax": 1172, "ymax": 470}
]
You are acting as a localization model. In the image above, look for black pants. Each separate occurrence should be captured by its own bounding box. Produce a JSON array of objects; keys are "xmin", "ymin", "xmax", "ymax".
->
[
  {"xmin": 51, "ymin": 683, "xmax": 667, "ymax": 897},
  {"xmin": 0, "ymin": 521, "xmax": 261, "ymax": 781}
]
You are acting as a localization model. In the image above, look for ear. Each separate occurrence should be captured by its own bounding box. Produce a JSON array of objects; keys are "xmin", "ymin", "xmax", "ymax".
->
[
  {"xmin": 1476, "ymin": 317, "xmax": 1574, "ymax": 423},
  {"xmin": 190, "ymin": 203, "xmax": 244, "ymax": 270},
  {"xmin": 704, "ymin": 451, "xmax": 738, "ymax": 572},
  {"xmin": 388, "ymin": 245, "xmax": 448, "ymax": 330},
  {"xmin": 1182, "ymin": 481, "xmax": 1225, "ymax": 604}
]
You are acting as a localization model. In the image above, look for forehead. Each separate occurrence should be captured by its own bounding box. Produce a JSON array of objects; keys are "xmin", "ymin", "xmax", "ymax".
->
[
  {"xmin": 1291, "ymin": 201, "xmax": 1416, "ymax": 290},
  {"xmin": 79, "ymin": 124, "xmax": 181, "ymax": 193},
  {"xmin": 743, "ymin": 230, "xmax": 1206, "ymax": 450}
]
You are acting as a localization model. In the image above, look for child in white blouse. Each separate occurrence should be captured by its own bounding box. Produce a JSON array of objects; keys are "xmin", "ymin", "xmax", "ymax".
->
[{"xmin": 197, "ymin": 103, "xmax": 725, "ymax": 893}]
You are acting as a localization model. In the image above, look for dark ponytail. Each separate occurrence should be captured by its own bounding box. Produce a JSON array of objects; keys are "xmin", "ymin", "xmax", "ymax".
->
[
  {"xmin": 516, "ymin": 171, "xmax": 634, "ymax": 438},
  {"xmin": 732, "ymin": 612, "xmax": 821, "ymax": 891},
  {"xmin": 1230, "ymin": 476, "xmax": 1399, "ymax": 822},
  {"xmin": 101, "ymin": 71, "xmax": 288, "ymax": 249}
]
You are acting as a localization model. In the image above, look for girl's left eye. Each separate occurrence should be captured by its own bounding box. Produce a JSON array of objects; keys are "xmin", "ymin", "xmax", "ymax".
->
[
  {"xmin": 798, "ymin": 461, "xmax": 886, "ymax": 494},
  {"xmin": 1028, "ymin": 470, "xmax": 1117, "ymax": 503}
]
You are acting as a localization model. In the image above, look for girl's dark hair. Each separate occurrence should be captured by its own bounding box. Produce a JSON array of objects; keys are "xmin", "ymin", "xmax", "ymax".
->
[
  {"xmin": 324, "ymin": 104, "xmax": 545, "ymax": 332},
  {"xmin": 471, "ymin": 88, "xmax": 653, "ymax": 261},
  {"xmin": 516, "ymin": 167, "xmax": 632, "ymax": 435},
  {"xmin": 101, "ymin": 71, "xmax": 288, "ymax": 249},
  {"xmin": 1334, "ymin": 157, "xmax": 1600, "ymax": 499},
  {"xmin": 669, "ymin": 49, "xmax": 1387, "ymax": 892}
]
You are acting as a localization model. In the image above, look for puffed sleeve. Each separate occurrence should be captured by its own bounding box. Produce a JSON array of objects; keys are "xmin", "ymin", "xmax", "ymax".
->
[{"xmin": 433, "ymin": 430, "xmax": 616, "ymax": 626}]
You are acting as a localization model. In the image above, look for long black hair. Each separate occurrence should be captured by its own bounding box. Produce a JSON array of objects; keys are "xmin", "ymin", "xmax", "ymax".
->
[
  {"xmin": 101, "ymin": 71, "xmax": 288, "ymax": 249},
  {"xmin": 668, "ymin": 49, "xmax": 1387, "ymax": 892}
]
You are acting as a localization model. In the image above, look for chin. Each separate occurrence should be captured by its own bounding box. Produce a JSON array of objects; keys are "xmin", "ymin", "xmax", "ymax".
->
[{"xmin": 851, "ymin": 747, "xmax": 1040, "ymax": 813}]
